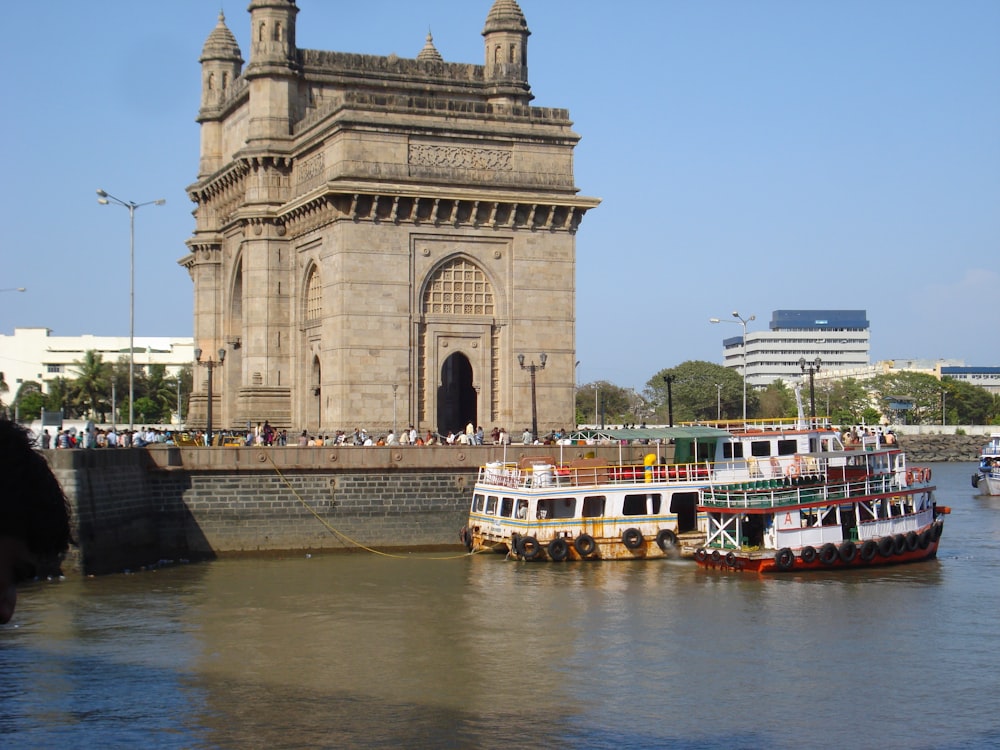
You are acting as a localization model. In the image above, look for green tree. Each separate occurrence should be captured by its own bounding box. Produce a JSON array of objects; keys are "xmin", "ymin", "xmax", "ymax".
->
[
  {"xmin": 758, "ymin": 379, "xmax": 796, "ymax": 420},
  {"xmin": 869, "ymin": 371, "xmax": 946, "ymax": 425},
  {"xmin": 72, "ymin": 350, "xmax": 111, "ymax": 421},
  {"xmin": 576, "ymin": 381, "xmax": 636, "ymax": 425},
  {"xmin": 0, "ymin": 371, "xmax": 8, "ymax": 412},
  {"xmin": 941, "ymin": 377, "xmax": 994, "ymax": 425},
  {"xmin": 644, "ymin": 361, "xmax": 751, "ymax": 423},
  {"xmin": 45, "ymin": 377, "xmax": 76, "ymax": 418}
]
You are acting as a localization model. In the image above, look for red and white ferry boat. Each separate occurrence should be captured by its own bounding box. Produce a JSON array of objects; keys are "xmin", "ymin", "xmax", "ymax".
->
[{"xmin": 693, "ymin": 420, "xmax": 948, "ymax": 573}]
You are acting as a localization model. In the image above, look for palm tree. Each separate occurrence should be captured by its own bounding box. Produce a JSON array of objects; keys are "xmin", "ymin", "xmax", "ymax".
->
[{"xmin": 72, "ymin": 350, "xmax": 111, "ymax": 421}]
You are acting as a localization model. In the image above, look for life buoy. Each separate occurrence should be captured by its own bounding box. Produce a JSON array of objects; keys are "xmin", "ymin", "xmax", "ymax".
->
[
  {"xmin": 786, "ymin": 463, "xmax": 800, "ymax": 478},
  {"xmin": 839, "ymin": 540, "xmax": 857, "ymax": 563},
  {"xmin": 860, "ymin": 539, "xmax": 878, "ymax": 562},
  {"xmin": 694, "ymin": 547, "xmax": 708, "ymax": 563},
  {"xmin": 905, "ymin": 531, "xmax": 919, "ymax": 551},
  {"xmin": 906, "ymin": 469, "xmax": 914, "ymax": 484},
  {"xmin": 878, "ymin": 536, "xmax": 894, "ymax": 558},
  {"xmin": 775, "ymin": 547, "xmax": 795, "ymax": 570},
  {"xmin": 892, "ymin": 534, "xmax": 907, "ymax": 555},
  {"xmin": 547, "ymin": 538, "xmax": 569, "ymax": 562},
  {"xmin": 800, "ymin": 545, "xmax": 817, "ymax": 564},
  {"xmin": 622, "ymin": 528, "xmax": 644, "ymax": 550},
  {"xmin": 655, "ymin": 529, "xmax": 678, "ymax": 552},
  {"xmin": 819, "ymin": 543, "xmax": 839, "ymax": 565},
  {"xmin": 925, "ymin": 468, "xmax": 932, "ymax": 482},
  {"xmin": 574, "ymin": 534, "xmax": 597, "ymax": 558},
  {"xmin": 520, "ymin": 536, "xmax": 541, "ymax": 561},
  {"xmin": 725, "ymin": 551, "xmax": 737, "ymax": 567}
]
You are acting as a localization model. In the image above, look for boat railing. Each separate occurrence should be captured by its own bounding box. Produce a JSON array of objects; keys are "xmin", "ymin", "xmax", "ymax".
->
[
  {"xmin": 477, "ymin": 460, "xmax": 713, "ymax": 489},
  {"xmin": 700, "ymin": 472, "xmax": 929, "ymax": 510}
]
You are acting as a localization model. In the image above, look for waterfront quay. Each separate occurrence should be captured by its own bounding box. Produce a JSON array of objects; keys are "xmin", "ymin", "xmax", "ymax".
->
[
  {"xmin": 45, "ymin": 443, "xmax": 653, "ymax": 576},
  {"xmin": 43, "ymin": 433, "xmax": 977, "ymax": 576}
]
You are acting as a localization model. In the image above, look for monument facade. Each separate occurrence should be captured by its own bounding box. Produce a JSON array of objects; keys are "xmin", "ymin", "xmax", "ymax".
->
[{"xmin": 181, "ymin": 0, "xmax": 598, "ymax": 437}]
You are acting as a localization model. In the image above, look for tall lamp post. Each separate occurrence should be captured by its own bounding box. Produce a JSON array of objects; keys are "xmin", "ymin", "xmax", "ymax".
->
[
  {"xmin": 799, "ymin": 357, "xmax": 821, "ymax": 425},
  {"xmin": 715, "ymin": 383, "xmax": 723, "ymax": 420},
  {"xmin": 518, "ymin": 352, "xmax": 546, "ymax": 443},
  {"xmin": 662, "ymin": 374, "xmax": 675, "ymax": 427},
  {"xmin": 195, "ymin": 347, "xmax": 225, "ymax": 446},
  {"xmin": 96, "ymin": 189, "xmax": 165, "ymax": 436},
  {"xmin": 710, "ymin": 310, "xmax": 755, "ymax": 422}
]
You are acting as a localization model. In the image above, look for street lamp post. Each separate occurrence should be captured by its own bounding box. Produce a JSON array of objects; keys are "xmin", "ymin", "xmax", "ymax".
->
[
  {"xmin": 195, "ymin": 347, "xmax": 226, "ymax": 446},
  {"xmin": 97, "ymin": 189, "xmax": 165, "ymax": 437},
  {"xmin": 662, "ymin": 374, "xmax": 675, "ymax": 427},
  {"xmin": 799, "ymin": 357, "xmax": 821, "ymax": 425},
  {"xmin": 518, "ymin": 352, "xmax": 546, "ymax": 443},
  {"xmin": 710, "ymin": 310, "xmax": 756, "ymax": 423},
  {"xmin": 715, "ymin": 383, "xmax": 723, "ymax": 420}
]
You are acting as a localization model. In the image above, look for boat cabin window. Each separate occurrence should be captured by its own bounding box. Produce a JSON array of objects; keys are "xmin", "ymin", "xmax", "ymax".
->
[
  {"xmin": 515, "ymin": 499, "xmax": 528, "ymax": 519},
  {"xmin": 485, "ymin": 496, "xmax": 498, "ymax": 515},
  {"xmin": 776, "ymin": 439, "xmax": 798, "ymax": 456},
  {"xmin": 750, "ymin": 441, "xmax": 770, "ymax": 457},
  {"xmin": 499, "ymin": 497, "xmax": 514, "ymax": 518},
  {"xmin": 582, "ymin": 495, "xmax": 606, "ymax": 518},
  {"xmin": 472, "ymin": 493, "xmax": 486, "ymax": 512},
  {"xmin": 723, "ymin": 442, "xmax": 744, "ymax": 459},
  {"xmin": 623, "ymin": 493, "xmax": 661, "ymax": 515}
]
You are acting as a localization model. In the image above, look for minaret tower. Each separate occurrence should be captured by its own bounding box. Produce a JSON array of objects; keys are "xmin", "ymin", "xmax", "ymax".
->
[
  {"xmin": 197, "ymin": 12, "xmax": 243, "ymax": 177},
  {"xmin": 245, "ymin": 0, "xmax": 299, "ymax": 144},
  {"xmin": 482, "ymin": 0, "xmax": 533, "ymax": 108}
]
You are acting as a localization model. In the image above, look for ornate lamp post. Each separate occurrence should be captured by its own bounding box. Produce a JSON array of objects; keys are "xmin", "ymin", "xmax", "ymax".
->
[
  {"xmin": 710, "ymin": 310, "xmax": 756, "ymax": 422},
  {"xmin": 799, "ymin": 357, "xmax": 822, "ymax": 424},
  {"xmin": 96, "ymin": 189, "xmax": 165, "ymax": 436},
  {"xmin": 195, "ymin": 347, "xmax": 225, "ymax": 446},
  {"xmin": 518, "ymin": 352, "xmax": 546, "ymax": 442}
]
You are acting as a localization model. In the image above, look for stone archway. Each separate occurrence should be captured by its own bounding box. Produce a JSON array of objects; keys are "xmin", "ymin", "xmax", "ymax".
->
[{"xmin": 437, "ymin": 352, "xmax": 476, "ymax": 437}]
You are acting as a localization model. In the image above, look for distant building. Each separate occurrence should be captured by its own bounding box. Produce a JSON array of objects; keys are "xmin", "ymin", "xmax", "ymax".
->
[
  {"xmin": 0, "ymin": 327, "xmax": 193, "ymax": 396},
  {"xmin": 940, "ymin": 366, "xmax": 1000, "ymax": 395},
  {"xmin": 717, "ymin": 310, "xmax": 870, "ymax": 388}
]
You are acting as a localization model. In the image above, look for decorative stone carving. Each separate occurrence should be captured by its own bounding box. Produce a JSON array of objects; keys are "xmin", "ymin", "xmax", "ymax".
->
[{"xmin": 408, "ymin": 144, "xmax": 512, "ymax": 172}]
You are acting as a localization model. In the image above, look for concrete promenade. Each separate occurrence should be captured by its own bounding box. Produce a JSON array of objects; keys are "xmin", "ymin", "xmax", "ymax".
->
[{"xmin": 42, "ymin": 434, "xmax": 982, "ymax": 576}]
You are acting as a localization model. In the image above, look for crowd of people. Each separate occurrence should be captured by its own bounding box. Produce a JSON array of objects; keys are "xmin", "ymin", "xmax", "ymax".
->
[{"xmin": 33, "ymin": 420, "xmax": 578, "ymax": 449}]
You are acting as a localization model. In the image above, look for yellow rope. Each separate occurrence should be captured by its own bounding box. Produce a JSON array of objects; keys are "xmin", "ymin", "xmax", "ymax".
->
[{"xmin": 265, "ymin": 453, "xmax": 494, "ymax": 560}]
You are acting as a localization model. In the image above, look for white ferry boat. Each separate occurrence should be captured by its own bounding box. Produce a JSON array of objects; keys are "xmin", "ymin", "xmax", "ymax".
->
[{"xmin": 460, "ymin": 426, "xmax": 728, "ymax": 561}]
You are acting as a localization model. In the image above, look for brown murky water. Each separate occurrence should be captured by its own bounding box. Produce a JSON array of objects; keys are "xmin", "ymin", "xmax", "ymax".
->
[{"xmin": 2, "ymin": 463, "xmax": 998, "ymax": 749}]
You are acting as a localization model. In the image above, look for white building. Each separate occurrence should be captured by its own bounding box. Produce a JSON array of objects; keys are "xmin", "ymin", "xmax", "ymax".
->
[
  {"xmin": 0, "ymin": 327, "xmax": 193, "ymax": 398},
  {"xmin": 717, "ymin": 310, "xmax": 870, "ymax": 388}
]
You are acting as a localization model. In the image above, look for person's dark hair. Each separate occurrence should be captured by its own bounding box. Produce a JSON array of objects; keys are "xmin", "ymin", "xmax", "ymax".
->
[{"xmin": 0, "ymin": 419, "xmax": 72, "ymax": 558}]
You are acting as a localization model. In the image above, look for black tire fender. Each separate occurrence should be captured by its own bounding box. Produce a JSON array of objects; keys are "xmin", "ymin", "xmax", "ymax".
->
[
  {"xmin": 655, "ymin": 529, "xmax": 678, "ymax": 551},
  {"xmin": 547, "ymin": 537, "xmax": 569, "ymax": 562},
  {"xmin": 819, "ymin": 542, "xmax": 839, "ymax": 565},
  {"xmin": 520, "ymin": 536, "xmax": 541, "ymax": 561},
  {"xmin": 775, "ymin": 547, "xmax": 795, "ymax": 570},
  {"xmin": 622, "ymin": 528, "xmax": 644, "ymax": 550},
  {"xmin": 573, "ymin": 533, "xmax": 597, "ymax": 558}
]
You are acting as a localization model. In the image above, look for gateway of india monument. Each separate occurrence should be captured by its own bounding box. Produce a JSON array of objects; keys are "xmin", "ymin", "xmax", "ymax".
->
[{"xmin": 181, "ymin": 0, "xmax": 599, "ymax": 438}]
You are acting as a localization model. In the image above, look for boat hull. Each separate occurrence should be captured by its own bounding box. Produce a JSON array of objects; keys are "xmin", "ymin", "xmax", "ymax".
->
[
  {"xmin": 693, "ymin": 519, "xmax": 944, "ymax": 574},
  {"xmin": 975, "ymin": 473, "xmax": 1000, "ymax": 496}
]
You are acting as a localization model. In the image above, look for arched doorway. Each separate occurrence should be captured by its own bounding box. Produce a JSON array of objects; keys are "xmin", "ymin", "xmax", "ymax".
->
[{"xmin": 437, "ymin": 352, "xmax": 476, "ymax": 437}]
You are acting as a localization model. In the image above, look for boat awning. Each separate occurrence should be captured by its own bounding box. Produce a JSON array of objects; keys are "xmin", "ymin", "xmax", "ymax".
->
[{"xmin": 569, "ymin": 426, "xmax": 730, "ymax": 442}]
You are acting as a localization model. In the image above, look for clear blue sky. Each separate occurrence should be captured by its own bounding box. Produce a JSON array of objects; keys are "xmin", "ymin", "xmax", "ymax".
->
[{"xmin": 1, "ymin": 1, "xmax": 997, "ymax": 389}]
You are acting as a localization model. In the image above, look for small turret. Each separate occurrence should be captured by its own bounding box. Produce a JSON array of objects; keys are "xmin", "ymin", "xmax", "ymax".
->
[
  {"xmin": 199, "ymin": 11, "xmax": 243, "ymax": 112},
  {"xmin": 417, "ymin": 31, "xmax": 444, "ymax": 64},
  {"xmin": 246, "ymin": 0, "xmax": 298, "ymax": 72},
  {"xmin": 482, "ymin": 0, "xmax": 532, "ymax": 106}
]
